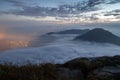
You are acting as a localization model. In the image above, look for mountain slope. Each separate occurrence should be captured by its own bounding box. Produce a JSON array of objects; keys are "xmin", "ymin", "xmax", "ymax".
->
[
  {"xmin": 74, "ymin": 28, "xmax": 120, "ymax": 45},
  {"xmin": 47, "ymin": 29, "xmax": 89, "ymax": 35}
]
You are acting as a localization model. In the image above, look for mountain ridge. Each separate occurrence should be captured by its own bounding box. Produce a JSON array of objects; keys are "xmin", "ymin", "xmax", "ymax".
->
[
  {"xmin": 74, "ymin": 28, "xmax": 120, "ymax": 45},
  {"xmin": 46, "ymin": 29, "xmax": 89, "ymax": 35}
]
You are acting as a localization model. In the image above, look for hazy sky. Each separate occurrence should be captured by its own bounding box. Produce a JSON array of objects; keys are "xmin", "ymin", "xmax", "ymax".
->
[
  {"xmin": 0, "ymin": 0, "xmax": 120, "ymax": 23},
  {"xmin": 0, "ymin": 0, "xmax": 120, "ymax": 36},
  {"xmin": 0, "ymin": 0, "xmax": 120, "ymax": 50}
]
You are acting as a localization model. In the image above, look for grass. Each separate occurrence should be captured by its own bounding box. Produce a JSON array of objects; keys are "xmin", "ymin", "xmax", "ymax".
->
[{"xmin": 0, "ymin": 63, "xmax": 58, "ymax": 80}]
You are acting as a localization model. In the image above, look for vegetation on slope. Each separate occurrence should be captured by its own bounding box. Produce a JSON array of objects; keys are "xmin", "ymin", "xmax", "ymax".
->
[{"xmin": 0, "ymin": 55, "xmax": 120, "ymax": 80}]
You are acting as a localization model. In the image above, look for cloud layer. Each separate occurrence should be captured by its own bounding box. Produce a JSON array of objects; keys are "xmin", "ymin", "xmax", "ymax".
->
[
  {"xmin": 0, "ymin": 0, "xmax": 120, "ymax": 23},
  {"xmin": 1, "ymin": 0, "xmax": 105, "ymax": 17},
  {"xmin": 0, "ymin": 34, "xmax": 120, "ymax": 65}
]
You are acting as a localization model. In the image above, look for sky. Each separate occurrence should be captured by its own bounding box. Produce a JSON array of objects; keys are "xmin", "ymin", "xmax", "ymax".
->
[
  {"xmin": 0, "ymin": 0, "xmax": 120, "ymax": 37},
  {"xmin": 0, "ymin": 0, "xmax": 120, "ymax": 23},
  {"xmin": 0, "ymin": 0, "xmax": 120, "ymax": 50}
]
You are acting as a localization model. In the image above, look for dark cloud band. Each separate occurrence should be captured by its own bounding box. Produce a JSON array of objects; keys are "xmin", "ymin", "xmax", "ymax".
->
[{"xmin": 0, "ymin": 0, "xmax": 104, "ymax": 17}]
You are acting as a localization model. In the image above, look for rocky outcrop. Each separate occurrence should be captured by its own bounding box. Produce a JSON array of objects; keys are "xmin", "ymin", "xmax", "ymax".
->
[
  {"xmin": 58, "ymin": 68, "xmax": 84, "ymax": 80},
  {"xmin": 0, "ymin": 55, "xmax": 120, "ymax": 80},
  {"xmin": 62, "ymin": 55, "xmax": 120, "ymax": 80},
  {"xmin": 87, "ymin": 66, "xmax": 120, "ymax": 80}
]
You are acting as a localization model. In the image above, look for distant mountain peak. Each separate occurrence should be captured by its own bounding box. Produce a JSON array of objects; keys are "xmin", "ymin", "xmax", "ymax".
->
[
  {"xmin": 87, "ymin": 28, "xmax": 113, "ymax": 34},
  {"xmin": 74, "ymin": 28, "xmax": 120, "ymax": 46},
  {"xmin": 46, "ymin": 29, "xmax": 89, "ymax": 35}
]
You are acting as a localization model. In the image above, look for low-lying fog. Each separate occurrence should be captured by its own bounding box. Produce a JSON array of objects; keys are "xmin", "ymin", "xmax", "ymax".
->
[
  {"xmin": 0, "ymin": 22, "xmax": 120, "ymax": 51},
  {"xmin": 0, "ymin": 22, "xmax": 120, "ymax": 65},
  {"xmin": 0, "ymin": 33, "xmax": 120, "ymax": 65}
]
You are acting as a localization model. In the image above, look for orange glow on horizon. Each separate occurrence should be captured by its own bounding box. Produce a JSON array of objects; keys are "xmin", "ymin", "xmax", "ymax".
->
[
  {"xmin": 0, "ymin": 33, "xmax": 6, "ymax": 39},
  {"xmin": 0, "ymin": 32, "xmax": 31, "ymax": 50}
]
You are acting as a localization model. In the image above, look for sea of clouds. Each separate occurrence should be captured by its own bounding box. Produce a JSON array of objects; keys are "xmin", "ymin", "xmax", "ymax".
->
[{"xmin": 0, "ymin": 34, "xmax": 120, "ymax": 65}]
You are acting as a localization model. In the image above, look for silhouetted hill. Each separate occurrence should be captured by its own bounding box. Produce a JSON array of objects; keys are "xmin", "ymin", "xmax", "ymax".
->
[
  {"xmin": 0, "ymin": 55, "xmax": 120, "ymax": 80},
  {"xmin": 74, "ymin": 28, "xmax": 120, "ymax": 45},
  {"xmin": 47, "ymin": 29, "xmax": 89, "ymax": 35}
]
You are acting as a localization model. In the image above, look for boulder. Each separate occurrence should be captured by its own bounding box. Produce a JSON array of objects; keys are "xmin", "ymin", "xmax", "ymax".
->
[
  {"xmin": 87, "ymin": 66, "xmax": 120, "ymax": 80},
  {"xmin": 58, "ymin": 68, "xmax": 84, "ymax": 80}
]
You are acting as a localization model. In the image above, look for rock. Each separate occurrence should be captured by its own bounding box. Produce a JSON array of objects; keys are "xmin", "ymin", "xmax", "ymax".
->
[
  {"xmin": 63, "ymin": 58, "xmax": 91, "ymax": 77},
  {"xmin": 63, "ymin": 55, "xmax": 120, "ymax": 79},
  {"xmin": 87, "ymin": 66, "xmax": 120, "ymax": 80},
  {"xmin": 63, "ymin": 58, "xmax": 91, "ymax": 69},
  {"xmin": 58, "ymin": 68, "xmax": 84, "ymax": 80},
  {"xmin": 0, "ymin": 55, "xmax": 120, "ymax": 80},
  {"xmin": 90, "ymin": 56, "xmax": 117, "ymax": 69},
  {"xmin": 91, "ymin": 56, "xmax": 120, "ymax": 69}
]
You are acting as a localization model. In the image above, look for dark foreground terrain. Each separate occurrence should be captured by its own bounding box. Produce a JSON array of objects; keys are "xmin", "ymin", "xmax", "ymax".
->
[{"xmin": 0, "ymin": 55, "xmax": 120, "ymax": 80}]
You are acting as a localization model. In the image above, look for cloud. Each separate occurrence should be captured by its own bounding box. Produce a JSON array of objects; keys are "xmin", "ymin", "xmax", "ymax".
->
[
  {"xmin": 11, "ymin": 6, "xmax": 53, "ymax": 17},
  {"xmin": 1, "ymin": 0, "xmax": 119, "ymax": 22},
  {"xmin": 0, "ymin": 0, "xmax": 104, "ymax": 17},
  {"xmin": 87, "ymin": 0, "xmax": 105, "ymax": 7},
  {"xmin": 4, "ymin": 0, "xmax": 26, "ymax": 7},
  {"xmin": 0, "ymin": 34, "xmax": 120, "ymax": 65},
  {"xmin": 108, "ymin": 0, "xmax": 120, "ymax": 4},
  {"xmin": 104, "ymin": 9, "xmax": 120, "ymax": 16}
]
